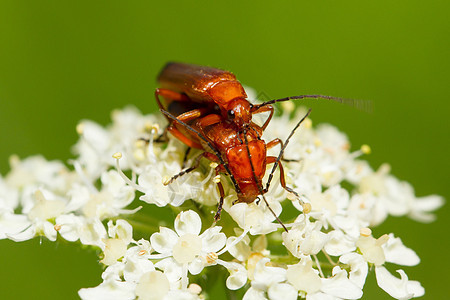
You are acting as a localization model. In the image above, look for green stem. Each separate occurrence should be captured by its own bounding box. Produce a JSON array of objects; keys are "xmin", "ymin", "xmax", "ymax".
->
[
  {"xmin": 125, "ymin": 219, "xmax": 159, "ymax": 234},
  {"xmin": 128, "ymin": 211, "xmax": 165, "ymax": 225}
]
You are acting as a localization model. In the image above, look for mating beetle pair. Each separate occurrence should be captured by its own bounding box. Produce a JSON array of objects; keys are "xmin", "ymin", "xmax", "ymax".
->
[{"xmin": 155, "ymin": 62, "xmax": 350, "ymax": 231}]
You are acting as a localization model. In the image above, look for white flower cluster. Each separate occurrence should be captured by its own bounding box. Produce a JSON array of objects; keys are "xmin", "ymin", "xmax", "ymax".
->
[{"xmin": 0, "ymin": 102, "xmax": 443, "ymax": 299}]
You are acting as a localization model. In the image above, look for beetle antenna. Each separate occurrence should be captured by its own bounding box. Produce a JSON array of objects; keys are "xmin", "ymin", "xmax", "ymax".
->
[
  {"xmin": 249, "ymin": 125, "xmax": 262, "ymax": 140},
  {"xmin": 243, "ymin": 128, "xmax": 288, "ymax": 232},
  {"xmin": 265, "ymin": 109, "xmax": 312, "ymax": 192},
  {"xmin": 253, "ymin": 95, "xmax": 372, "ymax": 113},
  {"xmin": 160, "ymin": 108, "xmax": 241, "ymax": 194}
]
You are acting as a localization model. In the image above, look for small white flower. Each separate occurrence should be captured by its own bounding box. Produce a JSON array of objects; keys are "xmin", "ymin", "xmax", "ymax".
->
[
  {"xmin": 282, "ymin": 215, "xmax": 328, "ymax": 257},
  {"xmin": 5, "ymin": 155, "xmax": 70, "ymax": 192},
  {"xmin": 149, "ymin": 210, "xmax": 226, "ymax": 288},
  {"xmin": 7, "ymin": 189, "xmax": 66, "ymax": 242},
  {"xmin": 100, "ymin": 220, "xmax": 134, "ymax": 266},
  {"xmin": 244, "ymin": 257, "xmax": 290, "ymax": 299},
  {"xmin": 54, "ymin": 214, "xmax": 107, "ymax": 247},
  {"xmin": 348, "ymin": 193, "xmax": 388, "ymax": 227},
  {"xmin": 138, "ymin": 161, "xmax": 199, "ymax": 207},
  {"xmin": 80, "ymin": 170, "xmax": 135, "ymax": 220},
  {"xmin": 356, "ymin": 234, "xmax": 389, "ymax": 266},
  {"xmin": 122, "ymin": 240, "xmax": 154, "ymax": 283},
  {"xmin": 227, "ymin": 200, "xmax": 281, "ymax": 235},
  {"xmin": 101, "ymin": 238, "xmax": 128, "ymax": 266}
]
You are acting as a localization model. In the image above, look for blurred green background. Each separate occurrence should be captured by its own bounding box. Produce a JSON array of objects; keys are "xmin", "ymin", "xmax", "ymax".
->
[{"xmin": 0, "ymin": 1, "xmax": 448, "ymax": 299}]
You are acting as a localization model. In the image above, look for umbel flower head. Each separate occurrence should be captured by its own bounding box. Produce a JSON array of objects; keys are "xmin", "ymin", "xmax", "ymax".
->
[{"xmin": 0, "ymin": 92, "xmax": 444, "ymax": 299}]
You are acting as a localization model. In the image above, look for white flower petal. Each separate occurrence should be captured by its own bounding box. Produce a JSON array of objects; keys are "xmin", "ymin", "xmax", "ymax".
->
[
  {"xmin": 150, "ymin": 227, "xmax": 178, "ymax": 254},
  {"xmin": 268, "ymin": 283, "xmax": 298, "ymax": 300},
  {"xmin": 0, "ymin": 177, "xmax": 19, "ymax": 210},
  {"xmin": 108, "ymin": 219, "xmax": 133, "ymax": 245},
  {"xmin": 138, "ymin": 170, "xmax": 171, "ymax": 207},
  {"xmin": 79, "ymin": 218, "xmax": 107, "ymax": 248},
  {"xmin": 188, "ymin": 256, "xmax": 204, "ymax": 275},
  {"xmin": 226, "ymin": 234, "xmax": 251, "ymax": 262},
  {"xmin": 172, "ymin": 233, "xmax": 202, "ymax": 264},
  {"xmin": 78, "ymin": 278, "xmax": 135, "ymax": 300},
  {"xmin": 43, "ymin": 221, "xmax": 57, "ymax": 241},
  {"xmin": 0, "ymin": 211, "xmax": 32, "ymax": 240},
  {"xmin": 155, "ymin": 258, "xmax": 182, "ymax": 283},
  {"xmin": 123, "ymin": 251, "xmax": 155, "ymax": 283},
  {"xmin": 200, "ymin": 226, "xmax": 226, "ymax": 253},
  {"xmin": 339, "ymin": 253, "xmax": 368, "ymax": 289},
  {"xmin": 306, "ymin": 292, "xmax": 336, "ymax": 300},
  {"xmin": 228, "ymin": 202, "xmax": 279, "ymax": 235},
  {"xmin": 174, "ymin": 210, "xmax": 202, "ymax": 236},
  {"xmin": 252, "ymin": 258, "xmax": 286, "ymax": 290},
  {"xmin": 101, "ymin": 239, "xmax": 128, "ymax": 266},
  {"xmin": 356, "ymin": 235, "xmax": 386, "ymax": 266},
  {"xmin": 324, "ymin": 230, "xmax": 356, "ymax": 256},
  {"xmin": 225, "ymin": 262, "xmax": 248, "ymax": 290},
  {"xmin": 409, "ymin": 195, "xmax": 444, "ymax": 222},
  {"xmin": 286, "ymin": 259, "xmax": 321, "ymax": 295},
  {"xmin": 243, "ymin": 287, "xmax": 266, "ymax": 300},
  {"xmin": 6, "ymin": 222, "xmax": 35, "ymax": 242},
  {"xmin": 320, "ymin": 267, "xmax": 363, "ymax": 299},
  {"xmin": 55, "ymin": 214, "xmax": 82, "ymax": 242},
  {"xmin": 383, "ymin": 234, "xmax": 420, "ymax": 266},
  {"xmin": 135, "ymin": 271, "xmax": 170, "ymax": 300},
  {"xmin": 375, "ymin": 266, "xmax": 424, "ymax": 299}
]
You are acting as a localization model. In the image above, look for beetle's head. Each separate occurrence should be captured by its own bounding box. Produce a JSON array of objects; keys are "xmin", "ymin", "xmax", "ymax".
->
[{"xmin": 225, "ymin": 98, "xmax": 252, "ymax": 127}]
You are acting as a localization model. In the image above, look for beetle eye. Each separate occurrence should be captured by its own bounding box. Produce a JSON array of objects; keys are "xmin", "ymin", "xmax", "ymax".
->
[{"xmin": 227, "ymin": 110, "xmax": 235, "ymax": 119}]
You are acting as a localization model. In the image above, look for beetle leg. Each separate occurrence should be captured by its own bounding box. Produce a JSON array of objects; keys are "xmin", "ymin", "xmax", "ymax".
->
[
  {"xmin": 176, "ymin": 107, "xmax": 210, "ymax": 122},
  {"xmin": 213, "ymin": 167, "xmax": 226, "ymax": 222},
  {"xmin": 166, "ymin": 125, "xmax": 203, "ymax": 149},
  {"xmin": 251, "ymin": 104, "xmax": 274, "ymax": 130},
  {"xmin": 153, "ymin": 88, "xmax": 204, "ymax": 144},
  {"xmin": 265, "ymin": 156, "xmax": 300, "ymax": 198},
  {"xmin": 155, "ymin": 88, "xmax": 193, "ymax": 124},
  {"xmin": 266, "ymin": 138, "xmax": 299, "ymax": 162},
  {"xmin": 164, "ymin": 152, "xmax": 207, "ymax": 185},
  {"xmin": 197, "ymin": 114, "xmax": 222, "ymax": 128},
  {"xmin": 165, "ymin": 108, "xmax": 211, "ymax": 148},
  {"xmin": 165, "ymin": 151, "xmax": 221, "ymax": 185},
  {"xmin": 155, "ymin": 88, "xmax": 190, "ymax": 106},
  {"xmin": 266, "ymin": 138, "xmax": 282, "ymax": 149}
]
